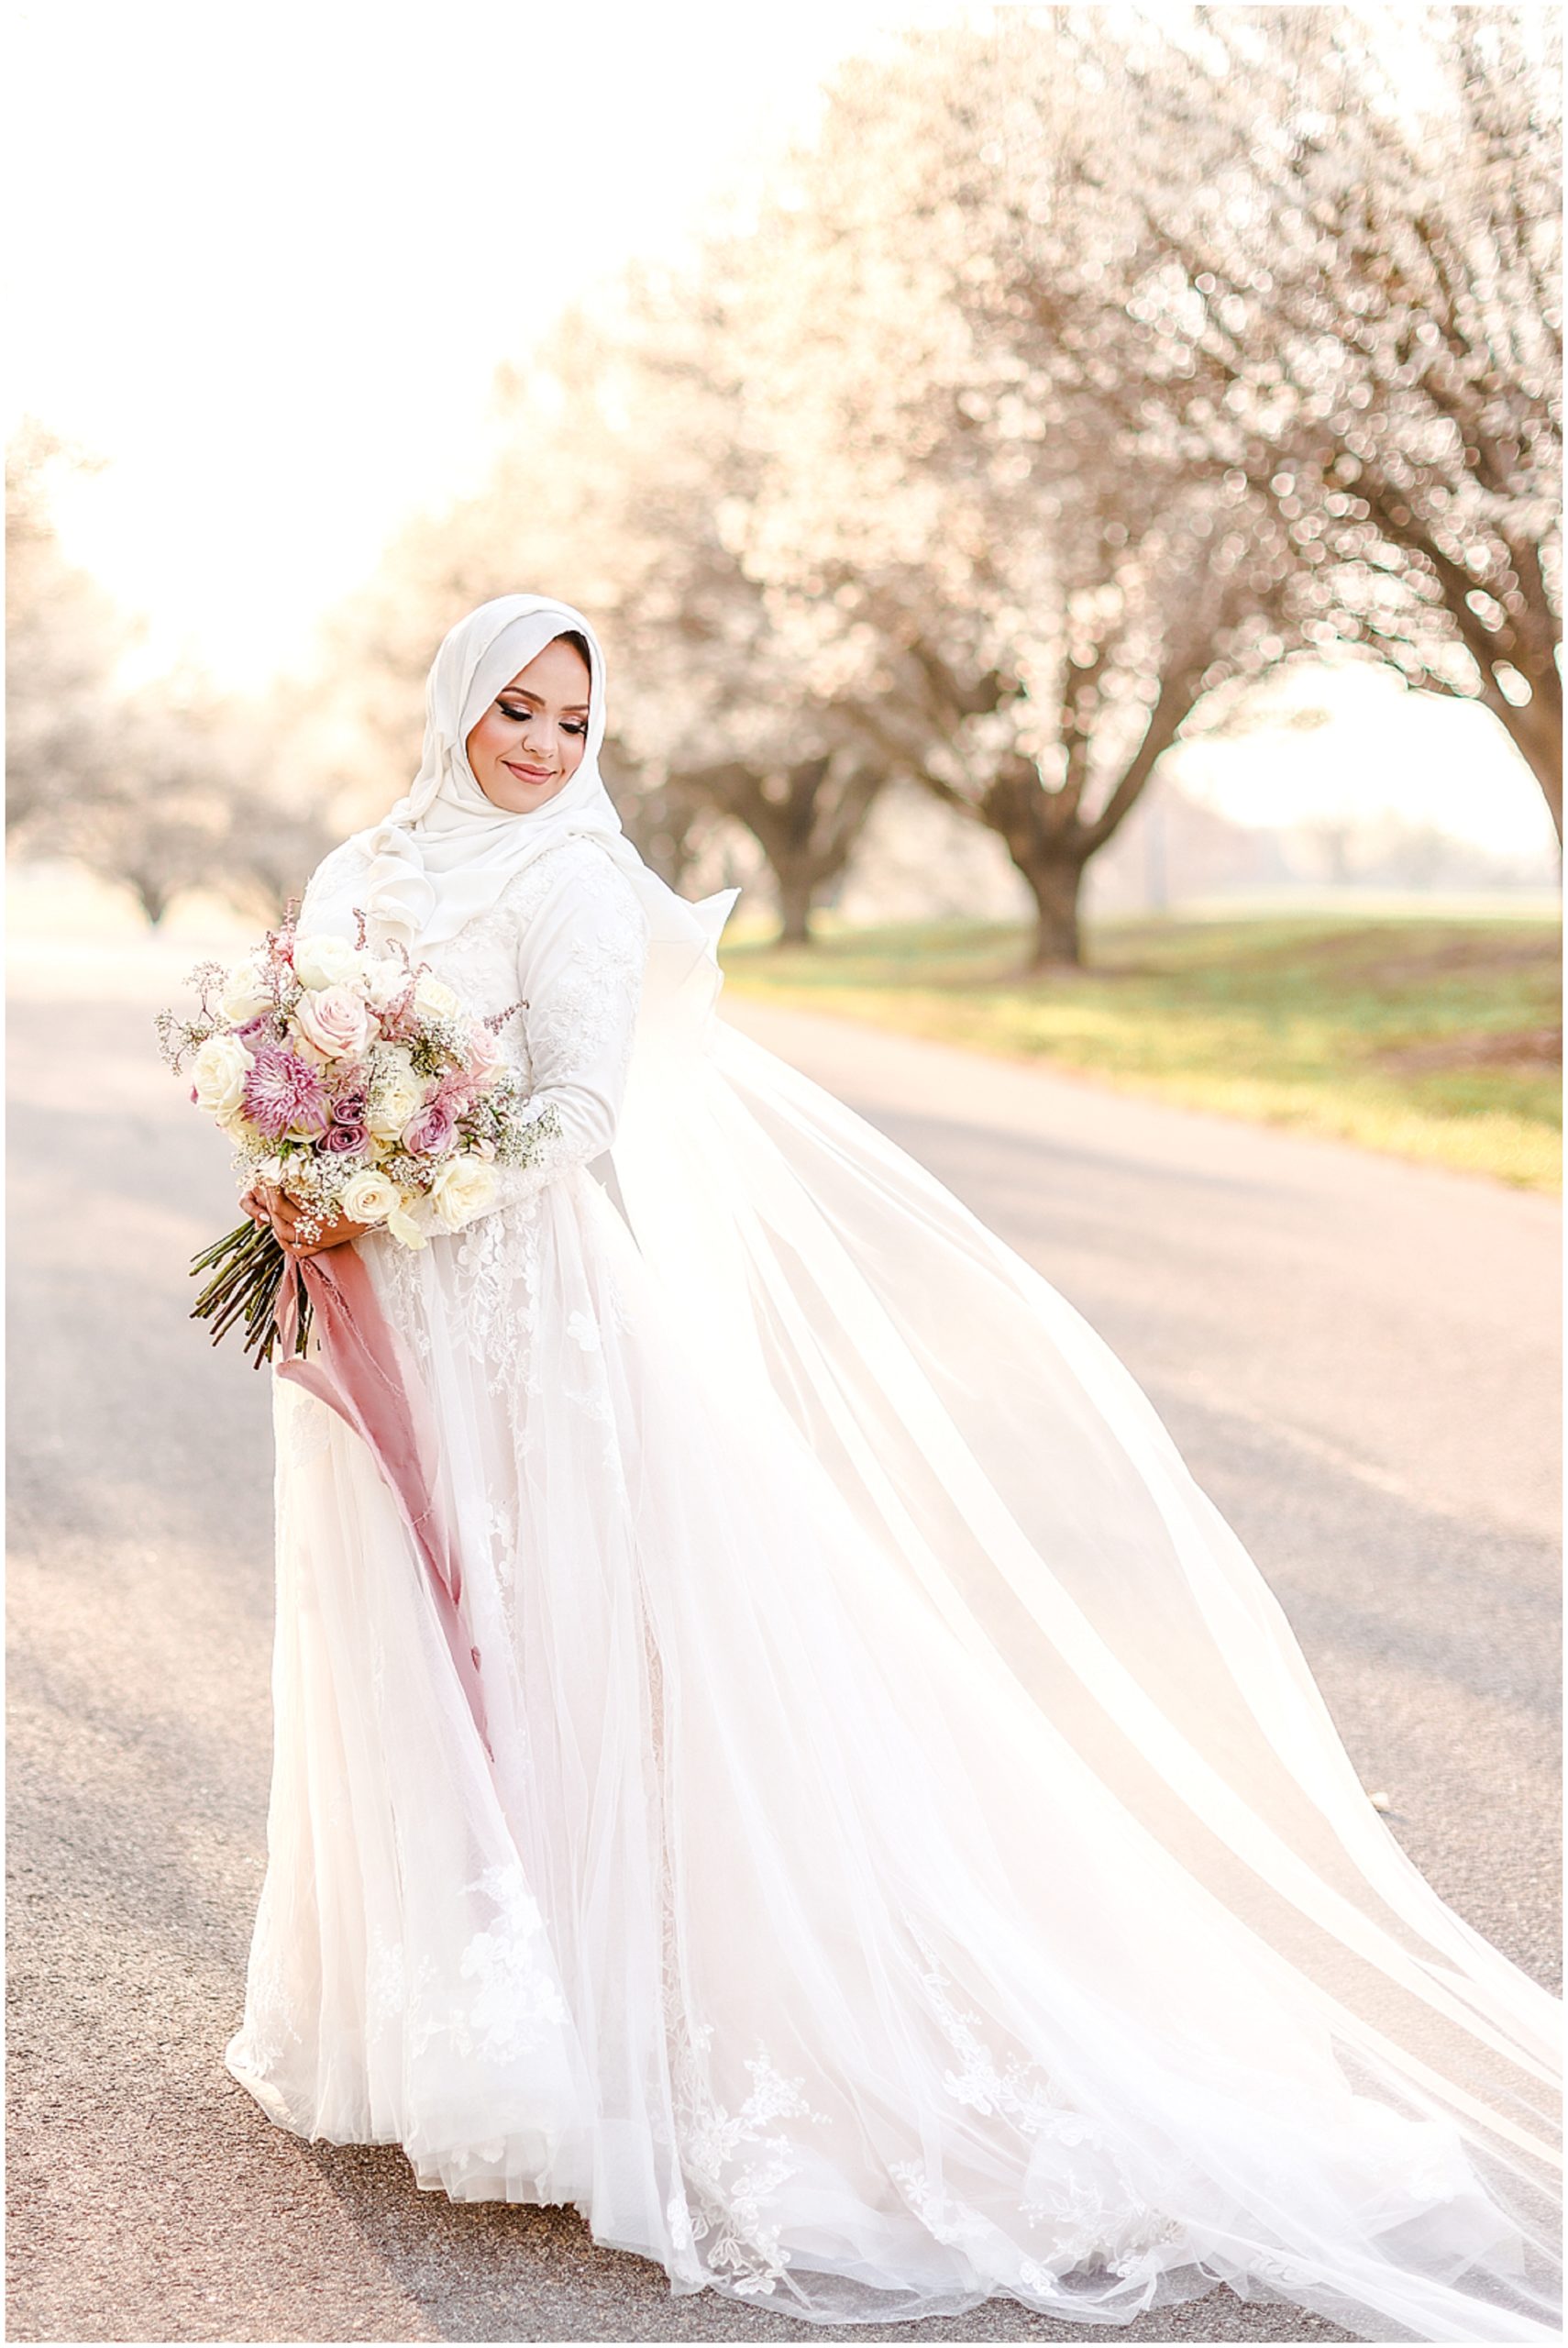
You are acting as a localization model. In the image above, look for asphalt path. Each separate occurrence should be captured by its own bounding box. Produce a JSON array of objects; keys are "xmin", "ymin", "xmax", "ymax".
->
[{"xmin": 7, "ymin": 942, "xmax": 1560, "ymax": 2345}]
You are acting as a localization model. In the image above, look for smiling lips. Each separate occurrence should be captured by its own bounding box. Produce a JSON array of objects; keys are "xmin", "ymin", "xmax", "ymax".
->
[{"xmin": 503, "ymin": 759, "xmax": 556, "ymax": 782}]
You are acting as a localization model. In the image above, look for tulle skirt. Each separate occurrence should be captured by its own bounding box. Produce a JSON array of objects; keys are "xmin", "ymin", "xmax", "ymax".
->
[{"xmin": 226, "ymin": 1164, "xmax": 1556, "ymax": 2341}]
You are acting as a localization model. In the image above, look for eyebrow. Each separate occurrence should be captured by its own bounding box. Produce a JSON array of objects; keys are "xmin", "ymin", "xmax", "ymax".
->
[{"xmin": 498, "ymin": 685, "xmax": 591, "ymax": 715}]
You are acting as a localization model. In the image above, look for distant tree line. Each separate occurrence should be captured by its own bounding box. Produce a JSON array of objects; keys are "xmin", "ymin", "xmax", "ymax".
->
[
  {"xmin": 9, "ymin": 7, "xmax": 1559, "ymax": 964},
  {"xmin": 6, "ymin": 424, "xmax": 334, "ymax": 925}
]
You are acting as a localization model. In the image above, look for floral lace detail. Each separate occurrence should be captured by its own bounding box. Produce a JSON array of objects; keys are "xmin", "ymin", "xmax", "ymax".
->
[
  {"xmin": 383, "ymin": 1862, "xmax": 569, "ymax": 2067},
  {"xmin": 671, "ymin": 2032, "xmax": 833, "ymax": 2299},
  {"xmin": 370, "ymin": 1226, "xmax": 435, "ymax": 1370},
  {"xmin": 424, "ymin": 836, "xmax": 646, "ymax": 1093},
  {"xmin": 513, "ymin": 858, "xmax": 646, "ymax": 1105},
  {"xmin": 455, "ymin": 1861, "xmax": 569, "ymax": 2062},
  {"xmin": 906, "ymin": 1920, "xmax": 1110, "ymax": 2147},
  {"xmin": 455, "ymin": 1194, "xmax": 547, "ymax": 1401},
  {"xmin": 228, "ymin": 1938, "xmax": 301, "ymax": 2080},
  {"xmin": 367, "ymin": 1931, "xmax": 407, "ymax": 2033},
  {"xmin": 650, "ymin": 1596, "xmax": 833, "ymax": 2302},
  {"xmin": 296, "ymin": 836, "xmax": 372, "ymax": 934},
  {"xmin": 899, "ymin": 1923, "xmax": 1187, "ymax": 2290},
  {"xmin": 479, "ymin": 1489, "xmax": 522, "ymax": 1600}
]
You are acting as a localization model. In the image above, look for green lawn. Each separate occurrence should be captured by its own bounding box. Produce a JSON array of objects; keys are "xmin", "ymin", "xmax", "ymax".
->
[{"xmin": 721, "ymin": 913, "xmax": 1562, "ymax": 1192}]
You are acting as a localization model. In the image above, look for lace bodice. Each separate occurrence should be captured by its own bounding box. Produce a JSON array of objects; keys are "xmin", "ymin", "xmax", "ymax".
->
[{"xmin": 297, "ymin": 833, "xmax": 649, "ymax": 1218}]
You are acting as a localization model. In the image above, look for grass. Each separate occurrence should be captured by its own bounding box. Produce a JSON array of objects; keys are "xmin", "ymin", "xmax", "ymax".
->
[{"xmin": 721, "ymin": 912, "xmax": 1562, "ymax": 1192}]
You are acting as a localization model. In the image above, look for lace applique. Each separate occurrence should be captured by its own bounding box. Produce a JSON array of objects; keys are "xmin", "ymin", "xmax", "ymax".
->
[
  {"xmin": 367, "ymin": 1933, "xmax": 406, "ymax": 2033},
  {"xmin": 649, "ymin": 1623, "xmax": 834, "ymax": 2301},
  {"xmin": 672, "ymin": 2035, "xmax": 833, "ymax": 2299},
  {"xmin": 370, "ymin": 1230, "xmax": 435, "ymax": 1369},
  {"xmin": 297, "ymin": 837, "xmax": 371, "ymax": 936},
  {"xmin": 392, "ymin": 1863, "xmax": 568, "ymax": 2067},
  {"xmin": 480, "ymin": 1490, "xmax": 521, "ymax": 1600},
  {"xmin": 905, "ymin": 1922, "xmax": 1111, "ymax": 2147},
  {"xmin": 229, "ymin": 1939, "xmax": 302, "ymax": 2079},
  {"xmin": 456, "ymin": 1199, "xmax": 546, "ymax": 1403},
  {"xmin": 900, "ymin": 1924, "xmax": 1187, "ymax": 2287},
  {"xmin": 456, "ymin": 1861, "xmax": 569, "ymax": 2062},
  {"xmin": 518, "ymin": 872, "xmax": 646, "ymax": 1105},
  {"xmin": 887, "ymin": 2161, "xmax": 992, "ymax": 2255}
]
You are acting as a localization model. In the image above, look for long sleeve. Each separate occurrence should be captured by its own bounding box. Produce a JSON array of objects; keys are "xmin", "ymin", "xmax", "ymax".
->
[{"xmin": 484, "ymin": 844, "xmax": 649, "ymax": 1211}]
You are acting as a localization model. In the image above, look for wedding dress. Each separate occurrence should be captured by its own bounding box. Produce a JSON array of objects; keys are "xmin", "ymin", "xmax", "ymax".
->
[{"xmin": 224, "ymin": 600, "xmax": 1560, "ymax": 2343}]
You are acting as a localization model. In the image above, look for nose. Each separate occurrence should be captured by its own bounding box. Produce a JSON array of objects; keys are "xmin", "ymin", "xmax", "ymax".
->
[{"xmin": 518, "ymin": 716, "xmax": 560, "ymax": 764}]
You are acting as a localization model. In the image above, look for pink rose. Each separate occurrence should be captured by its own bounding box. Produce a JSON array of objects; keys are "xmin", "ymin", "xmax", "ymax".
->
[
  {"xmin": 294, "ymin": 984, "xmax": 371, "ymax": 1060},
  {"xmin": 320, "ymin": 1121, "xmax": 368, "ymax": 1156},
  {"xmin": 465, "ymin": 1021, "xmax": 501, "ymax": 1082},
  {"xmin": 402, "ymin": 1101, "xmax": 457, "ymax": 1158}
]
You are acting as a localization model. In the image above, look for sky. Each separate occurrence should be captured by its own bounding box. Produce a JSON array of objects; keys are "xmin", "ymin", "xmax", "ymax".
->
[
  {"xmin": 7, "ymin": 0, "xmax": 1559, "ymax": 861},
  {"xmin": 8, "ymin": 0, "xmax": 914, "ymax": 680}
]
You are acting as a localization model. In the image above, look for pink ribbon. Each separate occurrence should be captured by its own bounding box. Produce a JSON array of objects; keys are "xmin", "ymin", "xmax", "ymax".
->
[{"xmin": 274, "ymin": 1246, "xmax": 493, "ymax": 1762}]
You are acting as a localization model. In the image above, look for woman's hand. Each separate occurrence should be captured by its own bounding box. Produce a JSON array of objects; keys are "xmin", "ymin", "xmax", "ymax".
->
[{"xmin": 248, "ymin": 1180, "xmax": 376, "ymax": 1257}]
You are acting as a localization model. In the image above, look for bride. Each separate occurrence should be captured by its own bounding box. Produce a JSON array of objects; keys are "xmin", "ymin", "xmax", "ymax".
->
[{"xmin": 225, "ymin": 593, "xmax": 1560, "ymax": 2342}]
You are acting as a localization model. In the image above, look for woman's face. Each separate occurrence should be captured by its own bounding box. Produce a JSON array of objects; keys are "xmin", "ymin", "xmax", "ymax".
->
[{"xmin": 464, "ymin": 635, "xmax": 591, "ymax": 812}]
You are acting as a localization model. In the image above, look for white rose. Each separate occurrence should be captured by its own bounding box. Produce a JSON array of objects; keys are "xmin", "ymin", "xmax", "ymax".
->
[
  {"xmin": 363, "ymin": 956, "xmax": 411, "ymax": 1013},
  {"xmin": 292, "ymin": 934, "xmax": 367, "ymax": 992},
  {"xmin": 386, "ymin": 1189, "xmax": 430, "ymax": 1250},
  {"xmin": 218, "ymin": 958, "xmax": 273, "ymax": 1024},
  {"xmin": 430, "ymin": 1152, "xmax": 498, "ymax": 1232},
  {"xmin": 366, "ymin": 1047, "xmax": 425, "ymax": 1138},
  {"xmin": 412, "ymin": 971, "xmax": 460, "ymax": 1021},
  {"xmin": 192, "ymin": 1033, "xmax": 252, "ymax": 1119},
  {"xmin": 338, "ymin": 1168, "xmax": 401, "ymax": 1225},
  {"xmin": 294, "ymin": 983, "xmax": 372, "ymax": 1060}
]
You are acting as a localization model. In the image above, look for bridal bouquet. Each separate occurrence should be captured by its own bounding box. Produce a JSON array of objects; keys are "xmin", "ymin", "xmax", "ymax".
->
[{"xmin": 157, "ymin": 910, "xmax": 559, "ymax": 1363}]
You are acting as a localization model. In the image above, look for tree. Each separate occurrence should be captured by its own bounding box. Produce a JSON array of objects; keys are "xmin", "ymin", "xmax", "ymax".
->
[
  {"xmin": 702, "ymin": 19, "xmax": 1310, "ymax": 966},
  {"xmin": 6, "ymin": 419, "xmax": 134, "ymax": 848},
  {"xmin": 304, "ymin": 327, "xmax": 752, "ymax": 895},
  {"xmin": 7, "ymin": 419, "xmax": 329, "ymax": 925},
  {"xmin": 57, "ymin": 678, "xmax": 330, "ymax": 927},
  {"xmin": 879, "ymin": 504, "xmax": 1296, "ymax": 968},
  {"xmin": 1109, "ymin": 6, "xmax": 1562, "ymax": 833},
  {"xmin": 482, "ymin": 307, "xmax": 895, "ymax": 941}
]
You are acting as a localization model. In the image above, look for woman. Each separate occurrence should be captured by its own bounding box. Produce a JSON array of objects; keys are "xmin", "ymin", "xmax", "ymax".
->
[{"xmin": 226, "ymin": 593, "xmax": 1560, "ymax": 2342}]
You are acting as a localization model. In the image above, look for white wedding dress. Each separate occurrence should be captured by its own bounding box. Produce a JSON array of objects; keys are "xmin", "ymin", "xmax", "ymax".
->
[{"xmin": 226, "ymin": 830, "xmax": 1560, "ymax": 2342}]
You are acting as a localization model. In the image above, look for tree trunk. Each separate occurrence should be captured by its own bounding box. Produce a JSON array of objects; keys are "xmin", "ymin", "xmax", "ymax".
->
[
  {"xmin": 775, "ymin": 864, "xmax": 819, "ymax": 946},
  {"xmin": 1021, "ymin": 854, "xmax": 1087, "ymax": 969},
  {"xmin": 1492, "ymin": 673, "xmax": 1563, "ymax": 843}
]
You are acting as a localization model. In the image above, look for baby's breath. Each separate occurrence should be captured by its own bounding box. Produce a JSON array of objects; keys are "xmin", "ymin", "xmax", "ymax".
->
[
  {"xmin": 494, "ymin": 1098, "xmax": 564, "ymax": 1168},
  {"xmin": 154, "ymin": 1007, "xmax": 217, "ymax": 1072}
]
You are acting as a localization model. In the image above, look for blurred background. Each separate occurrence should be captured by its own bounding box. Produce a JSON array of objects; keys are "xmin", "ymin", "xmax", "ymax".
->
[{"xmin": 7, "ymin": 0, "xmax": 1562, "ymax": 1187}]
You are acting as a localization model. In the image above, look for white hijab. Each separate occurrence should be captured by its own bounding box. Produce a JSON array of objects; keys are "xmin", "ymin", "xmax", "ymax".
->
[{"xmin": 358, "ymin": 593, "xmax": 708, "ymax": 961}]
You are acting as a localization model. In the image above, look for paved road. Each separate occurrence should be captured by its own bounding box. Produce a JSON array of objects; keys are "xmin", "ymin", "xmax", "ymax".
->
[{"xmin": 8, "ymin": 944, "xmax": 1560, "ymax": 2345}]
